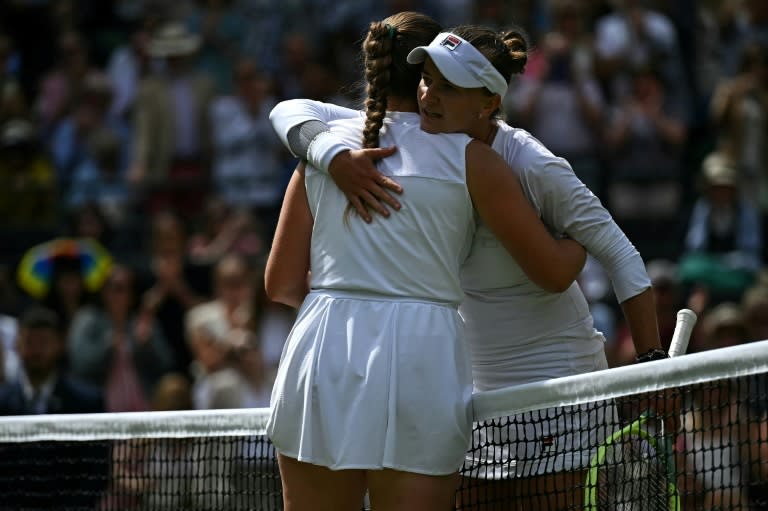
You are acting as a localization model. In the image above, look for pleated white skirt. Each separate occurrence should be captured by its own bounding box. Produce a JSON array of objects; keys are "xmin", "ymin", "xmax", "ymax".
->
[{"xmin": 267, "ymin": 291, "xmax": 473, "ymax": 475}]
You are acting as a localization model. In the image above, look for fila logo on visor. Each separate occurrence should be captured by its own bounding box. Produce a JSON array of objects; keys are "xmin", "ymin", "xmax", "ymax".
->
[{"xmin": 441, "ymin": 34, "xmax": 462, "ymax": 51}]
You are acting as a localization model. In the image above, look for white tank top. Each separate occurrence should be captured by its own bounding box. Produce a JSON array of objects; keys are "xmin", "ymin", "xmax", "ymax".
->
[{"xmin": 307, "ymin": 112, "xmax": 475, "ymax": 306}]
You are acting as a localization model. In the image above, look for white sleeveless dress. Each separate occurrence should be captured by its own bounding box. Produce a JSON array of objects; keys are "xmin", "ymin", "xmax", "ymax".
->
[{"xmin": 267, "ymin": 112, "xmax": 476, "ymax": 475}]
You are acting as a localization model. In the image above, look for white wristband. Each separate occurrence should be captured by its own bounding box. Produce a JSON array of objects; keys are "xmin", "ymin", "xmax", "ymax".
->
[{"xmin": 307, "ymin": 131, "xmax": 352, "ymax": 174}]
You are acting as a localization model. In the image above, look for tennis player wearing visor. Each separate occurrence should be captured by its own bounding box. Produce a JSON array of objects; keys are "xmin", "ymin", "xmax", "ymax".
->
[{"xmin": 268, "ymin": 24, "xmax": 664, "ymax": 511}]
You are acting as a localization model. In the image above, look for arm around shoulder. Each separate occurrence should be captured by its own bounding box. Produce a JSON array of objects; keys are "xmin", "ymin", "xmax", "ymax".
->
[{"xmin": 466, "ymin": 141, "xmax": 586, "ymax": 293}]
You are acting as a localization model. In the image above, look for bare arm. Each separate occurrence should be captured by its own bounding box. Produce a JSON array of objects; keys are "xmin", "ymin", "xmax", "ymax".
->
[
  {"xmin": 466, "ymin": 141, "xmax": 586, "ymax": 292},
  {"xmin": 619, "ymin": 287, "xmax": 662, "ymax": 355},
  {"xmin": 264, "ymin": 162, "xmax": 312, "ymax": 308}
]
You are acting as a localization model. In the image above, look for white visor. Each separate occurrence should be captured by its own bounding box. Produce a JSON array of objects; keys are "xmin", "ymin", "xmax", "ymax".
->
[{"xmin": 407, "ymin": 32, "xmax": 508, "ymax": 97}]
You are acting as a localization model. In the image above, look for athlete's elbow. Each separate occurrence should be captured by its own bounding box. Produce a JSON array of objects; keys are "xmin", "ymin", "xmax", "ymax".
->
[
  {"xmin": 268, "ymin": 100, "xmax": 291, "ymax": 121},
  {"xmin": 264, "ymin": 275, "xmax": 301, "ymax": 308}
]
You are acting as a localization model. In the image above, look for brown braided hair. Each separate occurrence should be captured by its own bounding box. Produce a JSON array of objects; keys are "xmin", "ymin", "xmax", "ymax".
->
[
  {"xmin": 345, "ymin": 11, "xmax": 441, "ymax": 222},
  {"xmin": 361, "ymin": 11, "xmax": 442, "ymax": 149}
]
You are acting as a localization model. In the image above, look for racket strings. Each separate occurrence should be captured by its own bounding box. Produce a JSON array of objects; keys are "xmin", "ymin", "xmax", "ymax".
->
[{"xmin": 596, "ymin": 436, "xmax": 673, "ymax": 511}]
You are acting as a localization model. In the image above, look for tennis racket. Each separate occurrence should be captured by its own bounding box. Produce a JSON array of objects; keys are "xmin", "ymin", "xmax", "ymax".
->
[{"xmin": 584, "ymin": 308, "xmax": 697, "ymax": 511}]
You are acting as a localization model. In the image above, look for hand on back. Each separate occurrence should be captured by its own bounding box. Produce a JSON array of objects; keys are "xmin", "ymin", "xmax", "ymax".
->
[{"xmin": 328, "ymin": 146, "xmax": 401, "ymax": 222}]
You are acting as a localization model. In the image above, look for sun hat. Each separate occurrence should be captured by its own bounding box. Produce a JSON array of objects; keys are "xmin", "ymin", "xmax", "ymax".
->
[
  {"xmin": 645, "ymin": 258, "xmax": 679, "ymax": 287},
  {"xmin": 148, "ymin": 21, "xmax": 201, "ymax": 58},
  {"xmin": 0, "ymin": 118, "xmax": 35, "ymax": 148},
  {"xmin": 701, "ymin": 152, "xmax": 739, "ymax": 187},
  {"xmin": 407, "ymin": 32, "xmax": 508, "ymax": 97}
]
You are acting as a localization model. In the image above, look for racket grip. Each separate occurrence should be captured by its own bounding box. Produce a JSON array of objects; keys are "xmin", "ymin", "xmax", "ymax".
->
[{"xmin": 668, "ymin": 308, "xmax": 697, "ymax": 357}]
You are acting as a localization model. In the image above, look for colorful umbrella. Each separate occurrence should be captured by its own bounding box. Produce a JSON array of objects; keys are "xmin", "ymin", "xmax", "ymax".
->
[{"xmin": 17, "ymin": 237, "xmax": 113, "ymax": 299}]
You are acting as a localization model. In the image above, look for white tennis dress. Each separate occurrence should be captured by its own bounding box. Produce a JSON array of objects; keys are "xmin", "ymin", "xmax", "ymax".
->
[
  {"xmin": 268, "ymin": 100, "xmax": 654, "ymax": 477},
  {"xmin": 267, "ymin": 112, "xmax": 476, "ymax": 475}
]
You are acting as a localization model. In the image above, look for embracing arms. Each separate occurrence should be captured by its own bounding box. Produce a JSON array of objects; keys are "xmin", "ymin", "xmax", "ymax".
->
[
  {"xmin": 465, "ymin": 141, "xmax": 586, "ymax": 293},
  {"xmin": 269, "ymin": 100, "xmax": 587, "ymax": 293},
  {"xmin": 270, "ymin": 99, "xmax": 402, "ymax": 221}
]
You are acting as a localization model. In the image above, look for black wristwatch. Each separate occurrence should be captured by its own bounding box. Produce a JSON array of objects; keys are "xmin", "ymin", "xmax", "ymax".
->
[{"xmin": 635, "ymin": 348, "xmax": 669, "ymax": 363}]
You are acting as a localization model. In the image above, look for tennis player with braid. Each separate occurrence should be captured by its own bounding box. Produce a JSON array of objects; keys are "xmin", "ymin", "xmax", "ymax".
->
[
  {"xmin": 265, "ymin": 12, "xmax": 586, "ymax": 511},
  {"xmin": 269, "ymin": 23, "xmax": 668, "ymax": 511}
]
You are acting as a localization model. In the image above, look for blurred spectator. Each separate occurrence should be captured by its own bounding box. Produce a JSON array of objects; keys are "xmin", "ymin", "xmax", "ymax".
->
[
  {"xmin": 718, "ymin": 0, "xmax": 768, "ymax": 78},
  {"xmin": 68, "ymin": 264, "xmax": 173, "ymax": 412},
  {"xmin": 0, "ymin": 263, "xmax": 25, "ymax": 318},
  {"xmin": 49, "ymin": 71, "xmax": 131, "ymax": 195},
  {"xmin": 0, "ymin": 118, "xmax": 57, "ymax": 228},
  {"xmin": 593, "ymin": 0, "xmax": 688, "ymax": 109},
  {"xmin": 693, "ymin": 0, "xmax": 741, "ymax": 111},
  {"xmin": 604, "ymin": 64, "xmax": 687, "ymax": 259},
  {"xmin": 0, "ymin": 305, "xmax": 106, "ymax": 509},
  {"xmin": 65, "ymin": 127, "xmax": 131, "ymax": 226},
  {"xmin": 184, "ymin": 0, "xmax": 248, "ymax": 94},
  {"xmin": 127, "ymin": 21, "xmax": 215, "ymax": 217},
  {"xmin": 508, "ymin": 0, "xmax": 607, "ymax": 195},
  {"xmin": 63, "ymin": 203, "xmax": 122, "ymax": 259},
  {"xmin": 186, "ymin": 254, "xmax": 271, "ymax": 409},
  {"xmin": 679, "ymin": 151, "xmax": 762, "ymax": 304},
  {"xmin": 187, "ymin": 197, "xmax": 264, "ymax": 265},
  {"xmin": 0, "ymin": 305, "xmax": 103, "ymax": 415},
  {"xmin": 151, "ymin": 371, "xmax": 194, "ymax": 411},
  {"xmin": 710, "ymin": 39, "xmax": 768, "ymax": 217},
  {"xmin": 741, "ymin": 284, "xmax": 768, "ymax": 342},
  {"xmin": 0, "ymin": 260, "xmax": 26, "ymax": 386},
  {"xmin": 35, "ymin": 30, "xmax": 99, "ymax": 138},
  {"xmin": 238, "ymin": 0, "xmax": 290, "ymax": 75},
  {"xmin": 0, "ymin": 1, "xmax": 60, "ymax": 104},
  {"xmin": 434, "ymin": 0, "xmax": 473, "ymax": 28},
  {"xmin": 273, "ymin": 31, "xmax": 315, "ymax": 100},
  {"xmin": 106, "ymin": 13, "xmax": 158, "ymax": 121},
  {"xmin": 139, "ymin": 210, "xmax": 210, "ymax": 377},
  {"xmin": 209, "ymin": 57, "xmax": 285, "ymax": 237},
  {"xmin": 0, "ymin": 33, "xmax": 28, "ymax": 123},
  {"xmin": 0, "ymin": 266, "xmax": 20, "ymax": 383},
  {"xmin": 698, "ymin": 301, "xmax": 748, "ymax": 352}
]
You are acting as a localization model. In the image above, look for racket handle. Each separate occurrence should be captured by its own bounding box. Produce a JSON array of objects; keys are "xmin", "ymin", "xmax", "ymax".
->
[{"xmin": 668, "ymin": 308, "xmax": 697, "ymax": 358}]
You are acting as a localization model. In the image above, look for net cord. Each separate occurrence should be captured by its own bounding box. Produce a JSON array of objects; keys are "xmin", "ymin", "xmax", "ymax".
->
[
  {"xmin": 472, "ymin": 338, "xmax": 768, "ymax": 421},
  {"xmin": 0, "ymin": 339, "xmax": 766, "ymax": 443},
  {"xmin": 0, "ymin": 407, "xmax": 272, "ymax": 442}
]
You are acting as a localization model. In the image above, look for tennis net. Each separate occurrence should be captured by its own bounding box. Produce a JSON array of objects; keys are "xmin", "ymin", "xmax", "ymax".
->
[{"xmin": 0, "ymin": 339, "xmax": 766, "ymax": 510}]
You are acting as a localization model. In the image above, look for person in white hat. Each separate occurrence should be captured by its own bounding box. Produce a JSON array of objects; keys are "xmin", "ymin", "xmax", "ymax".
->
[
  {"xmin": 679, "ymin": 151, "xmax": 762, "ymax": 304},
  {"xmin": 264, "ymin": 12, "xmax": 587, "ymax": 511},
  {"xmin": 268, "ymin": 22, "xmax": 667, "ymax": 511},
  {"xmin": 126, "ymin": 21, "xmax": 215, "ymax": 216}
]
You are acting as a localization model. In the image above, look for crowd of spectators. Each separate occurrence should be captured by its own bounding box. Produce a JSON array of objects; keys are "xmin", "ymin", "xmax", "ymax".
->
[{"xmin": 0, "ymin": 0, "xmax": 767, "ymax": 421}]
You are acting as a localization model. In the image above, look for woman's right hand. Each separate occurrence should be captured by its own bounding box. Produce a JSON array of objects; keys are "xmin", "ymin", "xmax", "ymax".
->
[{"xmin": 328, "ymin": 147, "xmax": 401, "ymax": 222}]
